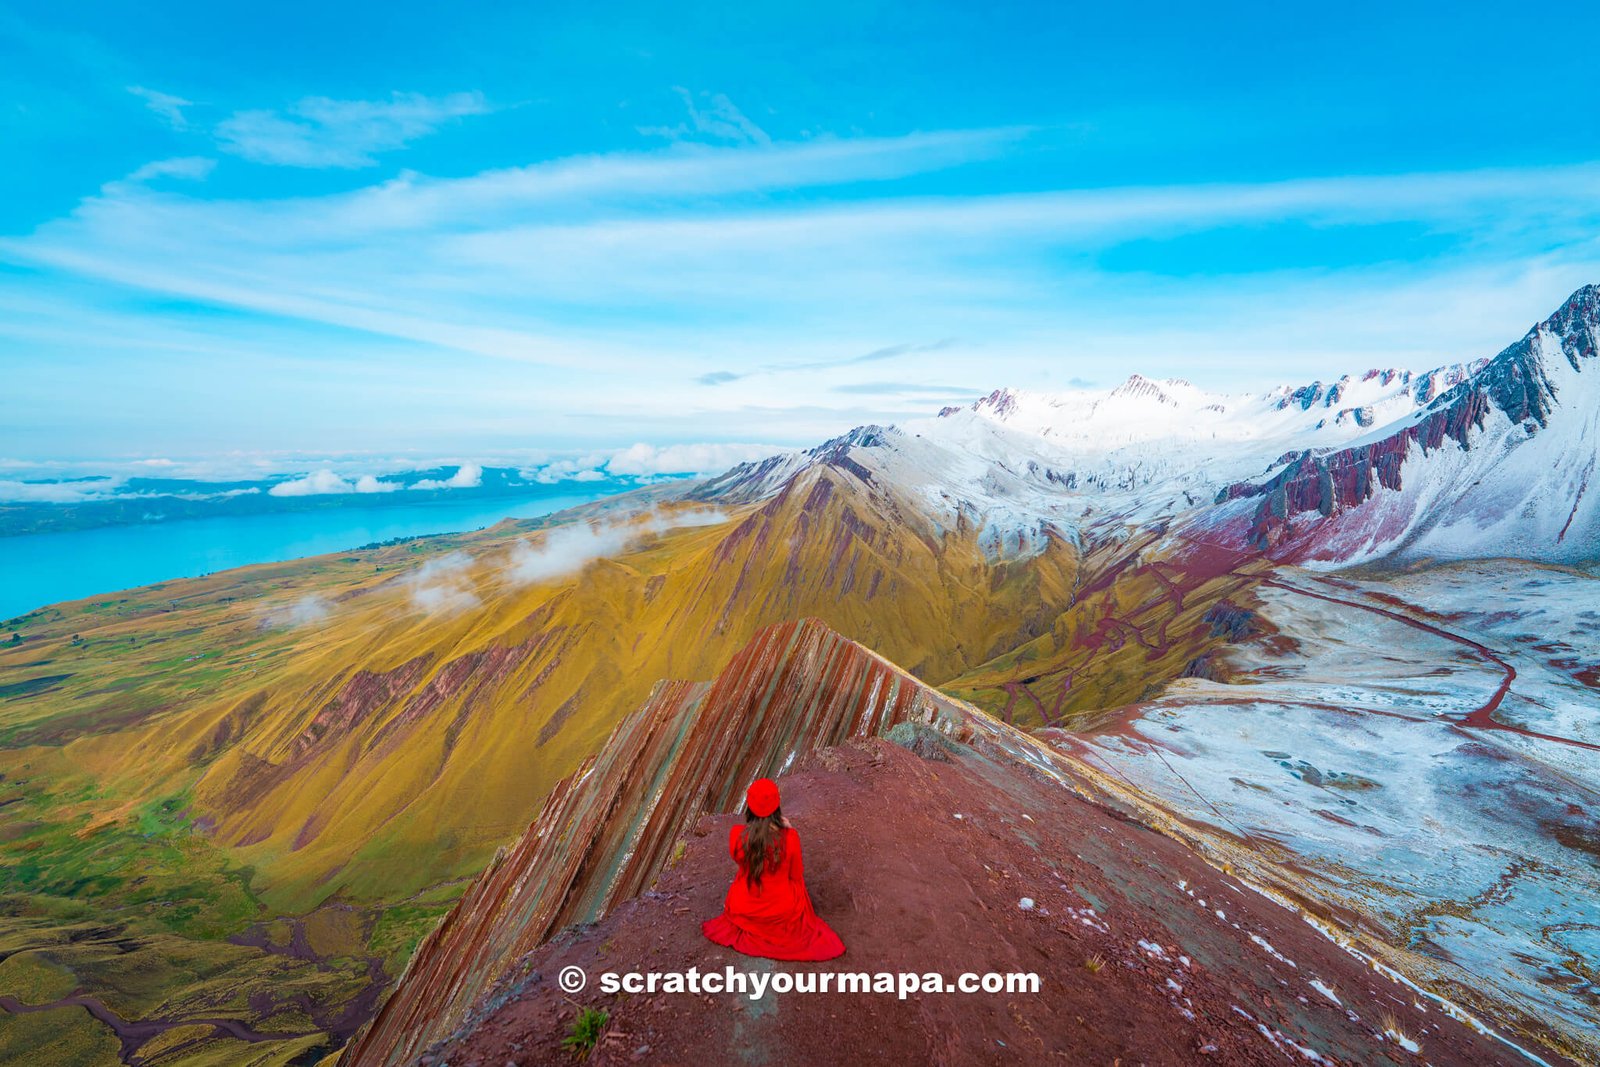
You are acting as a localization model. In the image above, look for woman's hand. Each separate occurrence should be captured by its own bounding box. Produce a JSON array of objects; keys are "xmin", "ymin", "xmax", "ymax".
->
[{"xmin": 779, "ymin": 816, "xmax": 793, "ymax": 829}]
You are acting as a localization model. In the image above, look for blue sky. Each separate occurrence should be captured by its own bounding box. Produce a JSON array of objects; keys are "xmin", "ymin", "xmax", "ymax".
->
[{"xmin": 4, "ymin": 0, "xmax": 1600, "ymax": 477}]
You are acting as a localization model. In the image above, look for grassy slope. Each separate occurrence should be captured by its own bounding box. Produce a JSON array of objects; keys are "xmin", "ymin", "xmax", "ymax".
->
[{"xmin": 0, "ymin": 465, "xmax": 1243, "ymax": 1064}]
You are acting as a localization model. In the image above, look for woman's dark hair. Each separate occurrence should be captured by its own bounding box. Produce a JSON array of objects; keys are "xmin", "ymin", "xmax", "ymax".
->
[{"xmin": 740, "ymin": 805, "xmax": 784, "ymax": 888}]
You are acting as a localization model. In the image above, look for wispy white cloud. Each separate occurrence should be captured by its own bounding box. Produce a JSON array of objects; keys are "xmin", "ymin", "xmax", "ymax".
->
[
  {"xmin": 830, "ymin": 381, "xmax": 983, "ymax": 397},
  {"xmin": 117, "ymin": 157, "xmax": 215, "ymax": 186},
  {"xmin": 214, "ymin": 91, "xmax": 492, "ymax": 168},
  {"xmin": 640, "ymin": 87, "xmax": 771, "ymax": 145},
  {"xmin": 696, "ymin": 338, "xmax": 960, "ymax": 385},
  {"xmin": 128, "ymin": 86, "xmax": 192, "ymax": 130},
  {"xmin": 5, "ymin": 123, "xmax": 1600, "ymax": 457},
  {"xmin": 505, "ymin": 522, "xmax": 633, "ymax": 584},
  {"xmin": 0, "ymin": 127, "xmax": 1028, "ymax": 374},
  {"xmin": 260, "ymin": 593, "xmax": 334, "ymax": 629}
]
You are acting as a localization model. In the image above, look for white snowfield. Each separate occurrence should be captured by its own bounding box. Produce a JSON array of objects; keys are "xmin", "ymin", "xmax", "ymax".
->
[{"xmin": 896, "ymin": 367, "xmax": 1444, "ymax": 553}]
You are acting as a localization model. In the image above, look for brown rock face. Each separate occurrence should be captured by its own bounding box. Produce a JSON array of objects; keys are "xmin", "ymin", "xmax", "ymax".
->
[{"xmin": 344, "ymin": 618, "xmax": 945, "ymax": 1067}]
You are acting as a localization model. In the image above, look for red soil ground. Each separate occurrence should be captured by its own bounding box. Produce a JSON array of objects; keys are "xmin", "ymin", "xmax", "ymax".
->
[{"xmin": 428, "ymin": 739, "xmax": 1564, "ymax": 1067}]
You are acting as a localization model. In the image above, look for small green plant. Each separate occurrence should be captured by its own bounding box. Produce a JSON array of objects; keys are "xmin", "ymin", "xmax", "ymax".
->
[
  {"xmin": 562, "ymin": 1006, "xmax": 609, "ymax": 1059},
  {"xmin": 668, "ymin": 839, "xmax": 688, "ymax": 866},
  {"xmin": 1084, "ymin": 953, "xmax": 1106, "ymax": 974}
]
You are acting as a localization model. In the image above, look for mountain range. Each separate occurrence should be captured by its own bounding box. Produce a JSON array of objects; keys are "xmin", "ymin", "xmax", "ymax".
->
[{"xmin": 1, "ymin": 286, "xmax": 1596, "ymax": 1065}]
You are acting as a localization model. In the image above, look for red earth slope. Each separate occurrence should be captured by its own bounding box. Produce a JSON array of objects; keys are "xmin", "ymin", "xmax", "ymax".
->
[{"xmin": 431, "ymin": 739, "xmax": 1555, "ymax": 1067}]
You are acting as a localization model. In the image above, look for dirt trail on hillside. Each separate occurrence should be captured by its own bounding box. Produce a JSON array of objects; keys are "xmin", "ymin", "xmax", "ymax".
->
[
  {"xmin": 1262, "ymin": 576, "xmax": 1600, "ymax": 752},
  {"xmin": 432, "ymin": 739, "xmax": 1555, "ymax": 1067}
]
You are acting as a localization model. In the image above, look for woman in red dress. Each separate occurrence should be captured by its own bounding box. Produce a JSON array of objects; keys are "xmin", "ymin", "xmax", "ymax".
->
[{"xmin": 701, "ymin": 778, "xmax": 845, "ymax": 961}]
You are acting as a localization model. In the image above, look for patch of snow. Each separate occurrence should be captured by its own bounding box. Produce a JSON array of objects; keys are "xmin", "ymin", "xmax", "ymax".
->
[
  {"xmin": 1249, "ymin": 933, "xmax": 1297, "ymax": 968},
  {"xmin": 1384, "ymin": 1026, "xmax": 1421, "ymax": 1054},
  {"xmin": 1310, "ymin": 979, "xmax": 1341, "ymax": 1005}
]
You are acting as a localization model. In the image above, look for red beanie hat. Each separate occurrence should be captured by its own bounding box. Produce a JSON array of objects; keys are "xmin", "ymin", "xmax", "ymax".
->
[{"xmin": 746, "ymin": 777, "xmax": 780, "ymax": 818}]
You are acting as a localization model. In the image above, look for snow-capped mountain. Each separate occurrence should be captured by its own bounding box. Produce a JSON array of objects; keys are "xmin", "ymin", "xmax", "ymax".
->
[
  {"xmin": 697, "ymin": 285, "xmax": 1599, "ymax": 568},
  {"xmin": 1209, "ymin": 283, "xmax": 1600, "ymax": 564}
]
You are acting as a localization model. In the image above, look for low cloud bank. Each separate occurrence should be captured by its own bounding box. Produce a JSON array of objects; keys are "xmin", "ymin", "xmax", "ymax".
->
[
  {"xmin": 270, "ymin": 469, "xmax": 400, "ymax": 496},
  {"xmin": 260, "ymin": 593, "xmax": 334, "ymax": 628},
  {"xmin": 507, "ymin": 508, "xmax": 728, "ymax": 585},
  {"xmin": 531, "ymin": 442, "xmax": 782, "ymax": 484},
  {"xmin": 0, "ymin": 479, "xmax": 269, "ymax": 505},
  {"xmin": 0, "ymin": 479, "xmax": 119, "ymax": 503},
  {"xmin": 405, "ymin": 552, "xmax": 481, "ymax": 614},
  {"xmin": 4, "ymin": 446, "xmax": 771, "ymax": 503},
  {"xmin": 606, "ymin": 443, "xmax": 776, "ymax": 477},
  {"xmin": 268, "ymin": 464, "xmax": 482, "ymax": 497},
  {"xmin": 411, "ymin": 462, "xmax": 482, "ymax": 490}
]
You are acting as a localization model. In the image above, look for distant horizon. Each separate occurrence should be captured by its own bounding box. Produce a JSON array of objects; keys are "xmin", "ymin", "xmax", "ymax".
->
[{"xmin": 0, "ymin": 297, "xmax": 1580, "ymax": 486}]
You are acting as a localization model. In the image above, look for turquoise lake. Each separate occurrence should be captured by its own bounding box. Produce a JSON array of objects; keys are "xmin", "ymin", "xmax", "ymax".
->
[{"xmin": 0, "ymin": 487, "xmax": 616, "ymax": 621}]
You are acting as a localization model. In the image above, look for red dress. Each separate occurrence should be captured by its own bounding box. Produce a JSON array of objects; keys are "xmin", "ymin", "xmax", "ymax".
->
[{"xmin": 701, "ymin": 825, "xmax": 845, "ymax": 961}]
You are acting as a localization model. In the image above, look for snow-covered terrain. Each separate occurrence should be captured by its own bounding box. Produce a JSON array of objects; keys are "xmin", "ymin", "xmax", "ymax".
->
[
  {"xmin": 1064, "ymin": 562, "xmax": 1600, "ymax": 1053},
  {"xmin": 698, "ymin": 367, "xmax": 1471, "ymax": 558}
]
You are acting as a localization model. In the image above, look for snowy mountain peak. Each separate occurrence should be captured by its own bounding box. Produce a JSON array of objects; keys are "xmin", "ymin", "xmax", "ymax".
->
[
  {"xmin": 1360, "ymin": 367, "xmax": 1412, "ymax": 387},
  {"xmin": 1536, "ymin": 282, "xmax": 1600, "ymax": 365},
  {"xmin": 1108, "ymin": 374, "xmax": 1181, "ymax": 405},
  {"xmin": 971, "ymin": 387, "xmax": 1022, "ymax": 419}
]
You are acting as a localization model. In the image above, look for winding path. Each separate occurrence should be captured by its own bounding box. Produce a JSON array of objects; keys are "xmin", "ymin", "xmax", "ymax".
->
[{"xmin": 1259, "ymin": 575, "xmax": 1600, "ymax": 753}]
